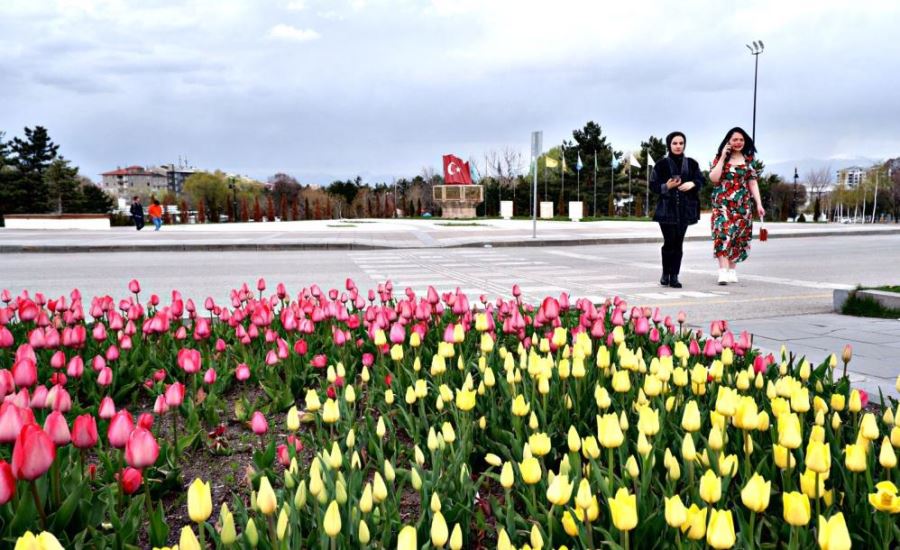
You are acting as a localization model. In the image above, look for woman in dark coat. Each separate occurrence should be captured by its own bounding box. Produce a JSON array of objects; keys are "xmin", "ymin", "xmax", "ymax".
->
[{"xmin": 649, "ymin": 131, "xmax": 705, "ymax": 288}]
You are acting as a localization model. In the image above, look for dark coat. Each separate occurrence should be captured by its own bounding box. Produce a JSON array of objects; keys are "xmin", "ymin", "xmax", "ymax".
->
[
  {"xmin": 130, "ymin": 202, "xmax": 144, "ymax": 218},
  {"xmin": 649, "ymin": 156, "xmax": 705, "ymax": 225}
]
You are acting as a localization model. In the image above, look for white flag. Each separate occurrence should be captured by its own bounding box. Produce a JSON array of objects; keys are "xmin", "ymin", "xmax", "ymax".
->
[
  {"xmin": 647, "ymin": 153, "xmax": 656, "ymax": 167},
  {"xmin": 629, "ymin": 152, "xmax": 641, "ymax": 168}
]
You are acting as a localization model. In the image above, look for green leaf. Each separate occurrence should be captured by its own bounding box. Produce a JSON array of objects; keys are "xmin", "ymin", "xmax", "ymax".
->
[
  {"xmin": 149, "ymin": 501, "xmax": 170, "ymax": 547},
  {"xmin": 49, "ymin": 483, "xmax": 84, "ymax": 532}
]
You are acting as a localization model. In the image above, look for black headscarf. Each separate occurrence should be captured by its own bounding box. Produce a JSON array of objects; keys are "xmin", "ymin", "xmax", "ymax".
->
[{"xmin": 665, "ymin": 131, "xmax": 688, "ymax": 178}]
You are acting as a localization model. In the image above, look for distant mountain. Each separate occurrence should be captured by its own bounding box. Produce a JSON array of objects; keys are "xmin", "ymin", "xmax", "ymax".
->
[{"xmin": 764, "ymin": 156, "xmax": 884, "ymax": 180}]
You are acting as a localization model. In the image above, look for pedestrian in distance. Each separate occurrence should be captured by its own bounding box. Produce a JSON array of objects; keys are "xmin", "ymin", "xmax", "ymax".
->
[
  {"xmin": 708, "ymin": 127, "xmax": 766, "ymax": 285},
  {"xmin": 148, "ymin": 199, "xmax": 163, "ymax": 231},
  {"xmin": 129, "ymin": 196, "xmax": 144, "ymax": 231},
  {"xmin": 649, "ymin": 131, "xmax": 705, "ymax": 288}
]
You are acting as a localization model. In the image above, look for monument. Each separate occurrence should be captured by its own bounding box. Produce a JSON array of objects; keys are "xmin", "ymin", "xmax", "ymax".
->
[{"xmin": 433, "ymin": 154, "xmax": 483, "ymax": 219}]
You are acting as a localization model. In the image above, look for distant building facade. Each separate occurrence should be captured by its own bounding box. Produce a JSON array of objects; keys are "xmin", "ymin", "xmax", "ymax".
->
[
  {"xmin": 101, "ymin": 164, "xmax": 196, "ymax": 196},
  {"xmin": 835, "ymin": 166, "xmax": 865, "ymax": 187}
]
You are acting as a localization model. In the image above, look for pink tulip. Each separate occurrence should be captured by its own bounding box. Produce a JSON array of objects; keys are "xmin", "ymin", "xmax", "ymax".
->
[
  {"xmin": 177, "ymin": 348, "xmax": 201, "ymax": 374},
  {"xmin": 0, "ymin": 326, "xmax": 13, "ymax": 348},
  {"xmin": 165, "ymin": 382, "xmax": 185, "ymax": 407},
  {"xmin": 98, "ymin": 396, "xmax": 116, "ymax": 419},
  {"xmin": 125, "ymin": 427, "xmax": 159, "ymax": 469},
  {"xmin": 71, "ymin": 414, "xmax": 99, "ymax": 449},
  {"xmin": 67, "ymin": 355, "xmax": 84, "ymax": 378},
  {"xmin": 92, "ymin": 355, "xmax": 106, "ymax": 372},
  {"xmin": 105, "ymin": 344, "xmax": 120, "ymax": 362},
  {"xmin": 50, "ymin": 350, "xmax": 66, "ymax": 369},
  {"xmin": 43, "ymin": 410, "xmax": 71, "ymax": 446},
  {"xmin": 634, "ymin": 316, "xmax": 650, "ymax": 335},
  {"xmin": 250, "ymin": 411, "xmax": 268, "ymax": 435},
  {"xmin": 703, "ymin": 338, "xmax": 718, "ymax": 358},
  {"xmin": 0, "ymin": 403, "xmax": 25, "ymax": 444},
  {"xmin": 235, "ymin": 363, "xmax": 251, "ymax": 381},
  {"xmin": 12, "ymin": 357, "xmax": 37, "ymax": 388},
  {"xmin": 153, "ymin": 395, "xmax": 169, "ymax": 415},
  {"xmin": 45, "ymin": 385, "xmax": 72, "ymax": 413},
  {"xmin": 203, "ymin": 368, "xmax": 217, "ymax": 385},
  {"xmin": 107, "ymin": 410, "xmax": 134, "ymax": 449},
  {"xmin": 97, "ymin": 367, "xmax": 113, "ymax": 387},
  {"xmin": 128, "ymin": 279, "xmax": 141, "ymax": 294},
  {"xmin": 0, "ymin": 460, "xmax": 15, "ymax": 504},
  {"xmin": 31, "ymin": 385, "xmax": 49, "ymax": 409},
  {"xmin": 293, "ymin": 339, "xmax": 308, "ymax": 355},
  {"xmin": 11, "ymin": 424, "xmax": 56, "ymax": 481}
]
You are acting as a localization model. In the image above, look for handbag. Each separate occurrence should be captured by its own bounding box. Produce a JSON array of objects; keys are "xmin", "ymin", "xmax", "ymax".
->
[{"xmin": 759, "ymin": 216, "xmax": 768, "ymax": 242}]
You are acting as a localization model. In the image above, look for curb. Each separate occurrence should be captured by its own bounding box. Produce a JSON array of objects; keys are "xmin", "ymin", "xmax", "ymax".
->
[{"xmin": 2, "ymin": 227, "xmax": 898, "ymax": 253}]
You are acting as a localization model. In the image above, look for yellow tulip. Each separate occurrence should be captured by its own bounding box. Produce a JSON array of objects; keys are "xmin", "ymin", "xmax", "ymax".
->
[
  {"xmin": 799, "ymin": 469, "xmax": 827, "ymax": 500},
  {"xmin": 699, "ymin": 470, "xmax": 722, "ymax": 504},
  {"xmin": 322, "ymin": 398, "xmax": 340, "ymax": 424},
  {"xmin": 431, "ymin": 511, "xmax": 448, "ymax": 547},
  {"xmin": 277, "ymin": 506, "xmax": 289, "ymax": 540},
  {"xmin": 733, "ymin": 396, "xmax": 759, "ymax": 430},
  {"xmin": 830, "ymin": 393, "xmax": 846, "ymax": 412},
  {"xmin": 257, "ymin": 476, "xmax": 277, "ymax": 515},
  {"xmin": 682, "ymin": 433, "xmax": 697, "ymax": 461},
  {"xmin": 818, "ymin": 512, "xmax": 852, "ymax": 550},
  {"xmin": 373, "ymin": 472, "xmax": 388, "ymax": 503},
  {"xmin": 782, "ymin": 492, "xmax": 811, "ymax": 526},
  {"xmin": 455, "ymin": 388, "xmax": 476, "ymax": 411},
  {"xmin": 449, "ymin": 523, "xmax": 463, "ymax": 550},
  {"xmin": 561, "ymin": 510, "xmax": 580, "ymax": 536},
  {"xmin": 597, "ymin": 413, "xmax": 624, "ymax": 448},
  {"xmin": 706, "ymin": 509, "xmax": 736, "ymax": 549},
  {"xmin": 397, "ymin": 525, "xmax": 418, "ymax": 550},
  {"xmin": 511, "ymin": 394, "xmax": 530, "ymax": 416},
  {"xmin": 708, "ymin": 425, "xmax": 724, "ymax": 452},
  {"xmin": 519, "ymin": 457, "xmax": 542, "ymax": 485},
  {"xmin": 612, "ymin": 370, "xmax": 631, "ymax": 393},
  {"xmin": 608, "ymin": 487, "xmax": 638, "ymax": 531},
  {"xmin": 848, "ymin": 389, "xmax": 862, "ymax": 412},
  {"xmin": 178, "ymin": 525, "xmax": 201, "ymax": 550},
  {"xmin": 13, "ymin": 532, "xmax": 65, "ymax": 550},
  {"xmin": 868, "ymin": 480, "xmax": 900, "ymax": 513},
  {"xmin": 879, "ymin": 437, "xmax": 897, "ymax": 469},
  {"xmin": 774, "ymin": 444, "xmax": 796, "ymax": 470},
  {"xmin": 529, "ymin": 432, "xmax": 552, "ymax": 456},
  {"xmin": 359, "ymin": 519, "xmax": 371, "ymax": 544},
  {"xmin": 860, "ymin": 413, "xmax": 880, "ymax": 440},
  {"xmin": 500, "ymin": 461, "xmax": 515, "ymax": 489},
  {"xmin": 573, "ymin": 478, "xmax": 592, "ymax": 510},
  {"xmin": 681, "ymin": 504, "xmax": 707, "ymax": 540},
  {"xmin": 664, "ymin": 495, "xmax": 687, "ymax": 528},
  {"xmin": 220, "ymin": 504, "xmax": 237, "ymax": 544},
  {"xmin": 637, "ymin": 407, "xmax": 660, "ymax": 436},
  {"xmin": 187, "ymin": 478, "xmax": 212, "ymax": 523},
  {"xmin": 741, "ymin": 473, "xmax": 771, "ymax": 512},
  {"xmin": 567, "ymin": 426, "xmax": 581, "ymax": 452},
  {"xmin": 778, "ymin": 413, "xmax": 802, "ymax": 449},
  {"xmin": 805, "ymin": 440, "xmax": 831, "ymax": 474},
  {"xmin": 245, "ymin": 518, "xmax": 259, "ymax": 547},
  {"xmin": 359, "ymin": 483, "xmax": 373, "ymax": 513},
  {"xmin": 323, "ymin": 500, "xmax": 341, "ymax": 537},
  {"xmin": 625, "ymin": 455, "xmax": 640, "ymax": 478}
]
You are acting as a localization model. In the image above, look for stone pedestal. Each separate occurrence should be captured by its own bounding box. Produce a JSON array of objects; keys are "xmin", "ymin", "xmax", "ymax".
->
[
  {"xmin": 540, "ymin": 202, "xmax": 554, "ymax": 219},
  {"xmin": 568, "ymin": 201, "xmax": 583, "ymax": 222},
  {"xmin": 433, "ymin": 185, "xmax": 484, "ymax": 219}
]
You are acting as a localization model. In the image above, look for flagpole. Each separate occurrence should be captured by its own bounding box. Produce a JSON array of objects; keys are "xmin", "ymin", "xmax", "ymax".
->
[
  {"xmin": 646, "ymin": 161, "xmax": 650, "ymax": 217},
  {"xmin": 610, "ymin": 162, "xmax": 614, "ymax": 217},
  {"xmin": 560, "ymin": 145, "xmax": 565, "ymax": 216},
  {"xmin": 628, "ymin": 163, "xmax": 632, "ymax": 217}
]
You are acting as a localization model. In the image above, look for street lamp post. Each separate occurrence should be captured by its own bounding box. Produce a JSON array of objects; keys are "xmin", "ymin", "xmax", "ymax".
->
[
  {"xmin": 792, "ymin": 167, "xmax": 799, "ymax": 221},
  {"xmin": 229, "ymin": 177, "xmax": 238, "ymax": 222},
  {"xmin": 746, "ymin": 41, "xmax": 765, "ymax": 144}
]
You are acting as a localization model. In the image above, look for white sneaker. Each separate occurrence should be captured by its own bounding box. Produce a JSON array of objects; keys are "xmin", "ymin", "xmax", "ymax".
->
[
  {"xmin": 717, "ymin": 269, "xmax": 729, "ymax": 285},
  {"xmin": 728, "ymin": 269, "xmax": 738, "ymax": 283}
]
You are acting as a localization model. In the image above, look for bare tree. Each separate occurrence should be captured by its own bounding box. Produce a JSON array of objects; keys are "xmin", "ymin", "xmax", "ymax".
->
[
  {"xmin": 420, "ymin": 166, "xmax": 436, "ymax": 211},
  {"xmin": 805, "ymin": 166, "xmax": 832, "ymax": 220}
]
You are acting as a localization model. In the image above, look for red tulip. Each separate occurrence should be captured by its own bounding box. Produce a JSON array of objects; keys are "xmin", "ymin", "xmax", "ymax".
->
[
  {"xmin": 0, "ymin": 460, "xmax": 15, "ymax": 504},
  {"xmin": 0, "ymin": 326, "xmax": 13, "ymax": 348},
  {"xmin": 11, "ymin": 424, "xmax": 56, "ymax": 481},
  {"xmin": 125, "ymin": 427, "xmax": 159, "ymax": 469},
  {"xmin": 107, "ymin": 410, "xmax": 134, "ymax": 449},
  {"xmin": 137, "ymin": 413, "xmax": 154, "ymax": 430},
  {"xmin": 43, "ymin": 410, "xmax": 71, "ymax": 446},
  {"xmin": 165, "ymin": 382, "xmax": 185, "ymax": 407},
  {"xmin": 250, "ymin": 411, "xmax": 268, "ymax": 435},
  {"xmin": 119, "ymin": 466, "xmax": 143, "ymax": 494},
  {"xmin": 276, "ymin": 444, "xmax": 291, "ymax": 467},
  {"xmin": 71, "ymin": 414, "xmax": 99, "ymax": 449}
]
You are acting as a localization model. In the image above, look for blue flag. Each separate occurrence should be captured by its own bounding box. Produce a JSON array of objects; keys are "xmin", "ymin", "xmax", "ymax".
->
[
  {"xmin": 576, "ymin": 153, "xmax": 583, "ymax": 172},
  {"xmin": 611, "ymin": 156, "xmax": 620, "ymax": 170},
  {"xmin": 469, "ymin": 162, "xmax": 480, "ymax": 183}
]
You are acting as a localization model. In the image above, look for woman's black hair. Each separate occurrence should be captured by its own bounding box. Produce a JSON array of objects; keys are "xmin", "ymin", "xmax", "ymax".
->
[
  {"xmin": 665, "ymin": 131, "xmax": 686, "ymax": 155},
  {"xmin": 716, "ymin": 127, "xmax": 756, "ymax": 157}
]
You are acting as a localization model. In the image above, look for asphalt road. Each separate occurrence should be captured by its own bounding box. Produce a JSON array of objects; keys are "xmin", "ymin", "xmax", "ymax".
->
[{"xmin": 3, "ymin": 234, "xmax": 897, "ymax": 326}]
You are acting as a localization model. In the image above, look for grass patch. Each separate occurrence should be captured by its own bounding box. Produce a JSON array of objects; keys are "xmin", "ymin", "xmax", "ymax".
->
[
  {"xmin": 435, "ymin": 222, "xmax": 487, "ymax": 227},
  {"xmin": 841, "ymin": 291, "xmax": 900, "ymax": 319},
  {"xmin": 873, "ymin": 285, "xmax": 900, "ymax": 293},
  {"xmin": 327, "ymin": 223, "xmax": 357, "ymax": 228}
]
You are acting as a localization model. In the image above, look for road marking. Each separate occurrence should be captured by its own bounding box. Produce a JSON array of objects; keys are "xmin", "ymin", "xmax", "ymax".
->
[{"xmin": 544, "ymin": 250, "xmax": 606, "ymax": 261}]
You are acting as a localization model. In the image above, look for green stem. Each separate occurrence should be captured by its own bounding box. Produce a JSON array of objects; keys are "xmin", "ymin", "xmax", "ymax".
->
[
  {"xmin": 267, "ymin": 514, "xmax": 278, "ymax": 549},
  {"xmin": 748, "ymin": 511, "xmax": 756, "ymax": 547},
  {"xmin": 546, "ymin": 504, "xmax": 554, "ymax": 548},
  {"xmin": 622, "ymin": 529, "xmax": 630, "ymax": 550},
  {"xmin": 30, "ymin": 482, "xmax": 47, "ymax": 530},
  {"xmin": 198, "ymin": 522, "xmax": 206, "ymax": 550}
]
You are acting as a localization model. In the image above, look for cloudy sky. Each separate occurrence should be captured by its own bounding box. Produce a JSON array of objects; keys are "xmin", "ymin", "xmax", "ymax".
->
[{"xmin": 2, "ymin": 0, "xmax": 898, "ymax": 184}]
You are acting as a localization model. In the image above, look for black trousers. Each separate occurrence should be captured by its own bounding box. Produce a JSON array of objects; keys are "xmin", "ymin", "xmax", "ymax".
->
[
  {"xmin": 133, "ymin": 215, "xmax": 144, "ymax": 230},
  {"xmin": 659, "ymin": 223, "xmax": 688, "ymax": 275}
]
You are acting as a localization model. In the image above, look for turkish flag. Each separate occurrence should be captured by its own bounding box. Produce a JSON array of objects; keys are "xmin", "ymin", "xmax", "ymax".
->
[{"xmin": 443, "ymin": 154, "xmax": 472, "ymax": 185}]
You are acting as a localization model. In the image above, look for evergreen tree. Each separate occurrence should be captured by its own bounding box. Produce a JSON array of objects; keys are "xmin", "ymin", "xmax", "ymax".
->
[
  {"xmin": 43, "ymin": 157, "xmax": 81, "ymax": 213},
  {"xmin": 79, "ymin": 182, "xmax": 115, "ymax": 214},
  {"xmin": 10, "ymin": 126, "xmax": 59, "ymax": 213},
  {"xmin": 0, "ymin": 131, "xmax": 23, "ymax": 224}
]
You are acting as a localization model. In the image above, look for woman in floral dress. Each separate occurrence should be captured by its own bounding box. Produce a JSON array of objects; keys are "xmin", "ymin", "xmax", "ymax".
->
[{"xmin": 708, "ymin": 127, "xmax": 766, "ymax": 285}]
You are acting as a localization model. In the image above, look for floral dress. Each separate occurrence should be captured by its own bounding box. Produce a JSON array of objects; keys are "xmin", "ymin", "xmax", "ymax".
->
[{"xmin": 710, "ymin": 155, "xmax": 757, "ymax": 263}]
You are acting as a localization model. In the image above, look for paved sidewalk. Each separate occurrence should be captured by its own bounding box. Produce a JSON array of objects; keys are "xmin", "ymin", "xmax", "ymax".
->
[
  {"xmin": 2, "ymin": 216, "xmax": 899, "ymax": 252},
  {"xmin": 727, "ymin": 314, "xmax": 900, "ymax": 401}
]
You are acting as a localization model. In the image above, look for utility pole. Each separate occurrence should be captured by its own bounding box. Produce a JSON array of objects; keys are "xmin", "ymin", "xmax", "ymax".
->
[{"xmin": 746, "ymin": 41, "xmax": 765, "ymax": 144}]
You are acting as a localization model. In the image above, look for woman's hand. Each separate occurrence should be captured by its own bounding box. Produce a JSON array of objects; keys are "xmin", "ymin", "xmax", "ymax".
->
[
  {"xmin": 677, "ymin": 181, "xmax": 695, "ymax": 192},
  {"xmin": 720, "ymin": 145, "xmax": 732, "ymax": 159},
  {"xmin": 666, "ymin": 178, "xmax": 680, "ymax": 189},
  {"xmin": 756, "ymin": 204, "xmax": 766, "ymax": 219}
]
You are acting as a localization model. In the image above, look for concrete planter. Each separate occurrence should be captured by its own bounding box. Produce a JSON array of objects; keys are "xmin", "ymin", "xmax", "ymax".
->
[
  {"xmin": 568, "ymin": 201, "xmax": 583, "ymax": 222},
  {"xmin": 500, "ymin": 201, "xmax": 514, "ymax": 220},
  {"xmin": 4, "ymin": 214, "xmax": 111, "ymax": 230},
  {"xmin": 539, "ymin": 202, "xmax": 554, "ymax": 219},
  {"xmin": 833, "ymin": 288, "xmax": 900, "ymax": 312}
]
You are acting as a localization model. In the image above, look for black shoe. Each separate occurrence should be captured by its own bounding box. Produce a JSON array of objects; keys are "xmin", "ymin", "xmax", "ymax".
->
[
  {"xmin": 669, "ymin": 275, "xmax": 682, "ymax": 288},
  {"xmin": 660, "ymin": 273, "xmax": 670, "ymax": 286}
]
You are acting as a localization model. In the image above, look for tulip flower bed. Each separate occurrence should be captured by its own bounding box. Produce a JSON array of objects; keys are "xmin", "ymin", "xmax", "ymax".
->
[{"xmin": 0, "ymin": 279, "xmax": 898, "ymax": 550}]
